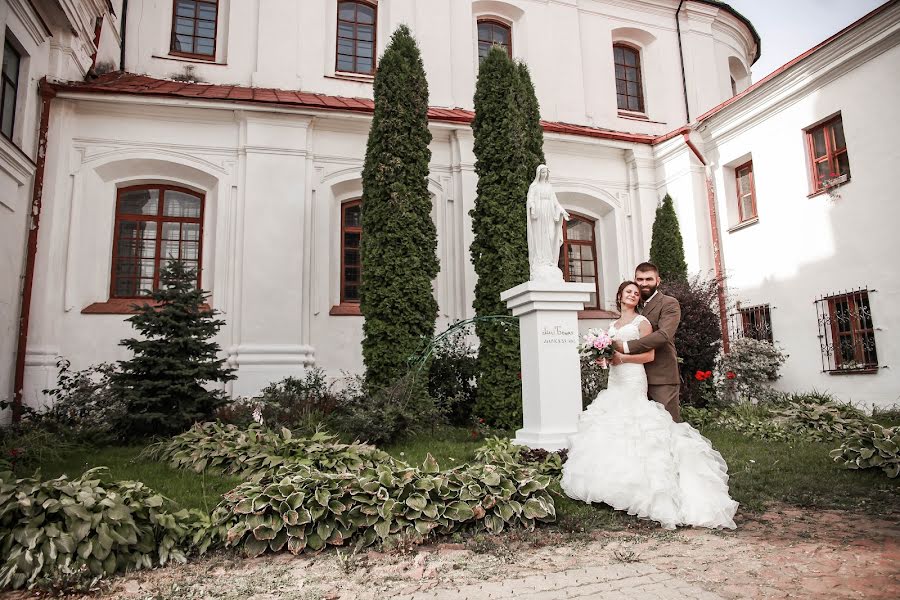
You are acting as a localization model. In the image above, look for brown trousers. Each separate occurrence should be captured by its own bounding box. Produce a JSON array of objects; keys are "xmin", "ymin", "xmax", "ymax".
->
[{"xmin": 648, "ymin": 384, "xmax": 681, "ymax": 423}]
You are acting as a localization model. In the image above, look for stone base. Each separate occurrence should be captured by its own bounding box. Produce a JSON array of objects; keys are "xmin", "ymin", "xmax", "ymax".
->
[{"xmin": 512, "ymin": 428, "xmax": 575, "ymax": 451}]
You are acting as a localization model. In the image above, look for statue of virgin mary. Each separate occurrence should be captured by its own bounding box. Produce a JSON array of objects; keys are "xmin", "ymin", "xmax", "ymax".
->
[{"xmin": 526, "ymin": 164, "xmax": 570, "ymax": 282}]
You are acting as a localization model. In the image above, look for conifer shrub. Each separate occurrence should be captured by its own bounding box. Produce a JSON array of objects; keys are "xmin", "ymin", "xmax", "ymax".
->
[
  {"xmin": 111, "ymin": 260, "xmax": 234, "ymax": 438},
  {"xmin": 649, "ymin": 194, "xmax": 688, "ymax": 282},
  {"xmin": 360, "ymin": 25, "xmax": 438, "ymax": 391}
]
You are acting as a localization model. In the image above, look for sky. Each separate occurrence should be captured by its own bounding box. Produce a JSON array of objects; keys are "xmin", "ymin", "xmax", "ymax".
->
[{"xmin": 726, "ymin": 0, "xmax": 890, "ymax": 80}]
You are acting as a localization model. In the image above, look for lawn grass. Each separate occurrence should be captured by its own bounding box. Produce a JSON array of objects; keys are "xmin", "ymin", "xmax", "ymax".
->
[
  {"xmin": 22, "ymin": 445, "xmax": 240, "ymax": 513},
  {"xmin": 16, "ymin": 424, "xmax": 898, "ymax": 525}
]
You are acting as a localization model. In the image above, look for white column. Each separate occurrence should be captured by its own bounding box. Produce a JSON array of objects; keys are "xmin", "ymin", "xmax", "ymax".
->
[{"xmin": 501, "ymin": 280, "xmax": 593, "ymax": 450}]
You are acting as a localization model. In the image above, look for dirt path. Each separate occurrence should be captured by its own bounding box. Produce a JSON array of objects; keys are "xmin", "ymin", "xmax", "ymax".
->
[{"xmin": 5, "ymin": 506, "xmax": 898, "ymax": 599}]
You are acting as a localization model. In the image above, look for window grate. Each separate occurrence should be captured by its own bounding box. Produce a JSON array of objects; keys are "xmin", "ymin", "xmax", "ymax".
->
[{"xmin": 815, "ymin": 288, "xmax": 879, "ymax": 373}]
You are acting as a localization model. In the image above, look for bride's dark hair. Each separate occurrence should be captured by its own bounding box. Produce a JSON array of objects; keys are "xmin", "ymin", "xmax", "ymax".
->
[{"xmin": 615, "ymin": 280, "xmax": 644, "ymax": 312}]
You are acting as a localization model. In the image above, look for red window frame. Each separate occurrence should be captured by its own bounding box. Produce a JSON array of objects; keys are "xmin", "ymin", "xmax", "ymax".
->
[
  {"xmin": 340, "ymin": 200, "xmax": 362, "ymax": 304},
  {"xmin": 806, "ymin": 115, "xmax": 850, "ymax": 193},
  {"xmin": 110, "ymin": 184, "xmax": 205, "ymax": 299},
  {"xmin": 336, "ymin": 0, "xmax": 377, "ymax": 75},
  {"xmin": 827, "ymin": 291, "xmax": 877, "ymax": 371},
  {"xmin": 613, "ymin": 43, "xmax": 644, "ymax": 113},
  {"xmin": 170, "ymin": 0, "xmax": 219, "ymax": 60},
  {"xmin": 559, "ymin": 213, "xmax": 601, "ymax": 310},
  {"xmin": 477, "ymin": 19, "xmax": 512, "ymax": 61},
  {"xmin": 735, "ymin": 161, "xmax": 757, "ymax": 223},
  {"xmin": 738, "ymin": 304, "xmax": 772, "ymax": 343}
]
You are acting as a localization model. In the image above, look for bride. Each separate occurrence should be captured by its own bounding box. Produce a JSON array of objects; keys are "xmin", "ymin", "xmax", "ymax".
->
[{"xmin": 561, "ymin": 281, "xmax": 739, "ymax": 530}]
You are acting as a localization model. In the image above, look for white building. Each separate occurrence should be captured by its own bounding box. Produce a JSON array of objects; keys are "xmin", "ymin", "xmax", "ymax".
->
[{"xmin": 2, "ymin": 0, "xmax": 897, "ymax": 419}]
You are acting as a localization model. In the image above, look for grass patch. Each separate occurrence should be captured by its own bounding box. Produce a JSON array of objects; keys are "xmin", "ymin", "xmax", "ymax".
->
[{"xmin": 19, "ymin": 445, "xmax": 240, "ymax": 512}]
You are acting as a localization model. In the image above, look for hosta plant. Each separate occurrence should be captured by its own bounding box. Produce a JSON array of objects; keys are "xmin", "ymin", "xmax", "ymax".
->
[
  {"xmin": 830, "ymin": 424, "xmax": 900, "ymax": 478},
  {"xmin": 772, "ymin": 393, "xmax": 868, "ymax": 443},
  {"xmin": 204, "ymin": 454, "xmax": 555, "ymax": 558},
  {"xmin": 474, "ymin": 437, "xmax": 567, "ymax": 479},
  {"xmin": 143, "ymin": 422, "xmax": 396, "ymax": 480},
  {"xmin": 0, "ymin": 468, "xmax": 204, "ymax": 590}
]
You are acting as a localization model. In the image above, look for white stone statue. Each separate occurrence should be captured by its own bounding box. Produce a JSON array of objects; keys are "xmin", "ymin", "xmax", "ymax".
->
[{"xmin": 526, "ymin": 164, "xmax": 570, "ymax": 282}]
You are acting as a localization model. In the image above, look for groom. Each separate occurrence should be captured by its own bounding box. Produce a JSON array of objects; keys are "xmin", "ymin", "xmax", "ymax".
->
[{"xmin": 611, "ymin": 262, "xmax": 683, "ymax": 422}]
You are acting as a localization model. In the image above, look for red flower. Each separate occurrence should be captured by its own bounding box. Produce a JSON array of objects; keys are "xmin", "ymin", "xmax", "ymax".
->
[
  {"xmin": 695, "ymin": 371, "xmax": 704, "ymax": 381},
  {"xmin": 704, "ymin": 371, "xmax": 713, "ymax": 379},
  {"xmin": 8, "ymin": 448, "xmax": 20, "ymax": 457},
  {"xmin": 726, "ymin": 371, "xmax": 736, "ymax": 380}
]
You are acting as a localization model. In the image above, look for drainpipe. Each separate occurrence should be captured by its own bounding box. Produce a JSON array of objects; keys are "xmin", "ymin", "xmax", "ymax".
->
[
  {"xmin": 12, "ymin": 81, "xmax": 56, "ymax": 422},
  {"xmin": 680, "ymin": 130, "xmax": 730, "ymax": 353},
  {"xmin": 676, "ymin": 0, "xmax": 690, "ymax": 123},
  {"xmin": 119, "ymin": 0, "xmax": 128, "ymax": 72}
]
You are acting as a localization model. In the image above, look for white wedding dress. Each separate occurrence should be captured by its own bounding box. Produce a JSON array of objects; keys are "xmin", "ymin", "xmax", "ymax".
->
[{"xmin": 561, "ymin": 315, "xmax": 739, "ymax": 530}]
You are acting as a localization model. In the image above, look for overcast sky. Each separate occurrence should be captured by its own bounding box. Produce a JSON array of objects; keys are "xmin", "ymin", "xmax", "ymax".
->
[{"xmin": 726, "ymin": 0, "xmax": 890, "ymax": 80}]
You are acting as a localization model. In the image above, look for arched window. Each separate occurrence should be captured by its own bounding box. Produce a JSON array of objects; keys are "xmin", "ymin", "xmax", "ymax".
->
[
  {"xmin": 336, "ymin": 1, "xmax": 377, "ymax": 75},
  {"xmin": 170, "ymin": 0, "xmax": 219, "ymax": 59},
  {"xmin": 111, "ymin": 185, "xmax": 204, "ymax": 298},
  {"xmin": 559, "ymin": 214, "xmax": 600, "ymax": 309},
  {"xmin": 613, "ymin": 44, "xmax": 644, "ymax": 113},
  {"xmin": 341, "ymin": 200, "xmax": 362, "ymax": 303},
  {"xmin": 477, "ymin": 19, "xmax": 511, "ymax": 61}
]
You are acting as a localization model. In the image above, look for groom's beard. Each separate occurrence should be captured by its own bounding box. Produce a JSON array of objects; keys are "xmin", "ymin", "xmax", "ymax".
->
[{"xmin": 639, "ymin": 285, "xmax": 658, "ymax": 299}]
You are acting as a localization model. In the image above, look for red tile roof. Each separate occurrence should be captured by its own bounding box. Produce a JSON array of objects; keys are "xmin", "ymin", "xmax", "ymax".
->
[{"xmin": 50, "ymin": 72, "xmax": 658, "ymax": 145}]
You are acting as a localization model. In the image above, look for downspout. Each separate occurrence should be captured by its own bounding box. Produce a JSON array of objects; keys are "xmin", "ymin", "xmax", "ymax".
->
[
  {"xmin": 12, "ymin": 80, "xmax": 56, "ymax": 422},
  {"xmin": 119, "ymin": 0, "xmax": 128, "ymax": 72},
  {"xmin": 681, "ymin": 130, "xmax": 730, "ymax": 353},
  {"xmin": 676, "ymin": 0, "xmax": 690, "ymax": 123}
]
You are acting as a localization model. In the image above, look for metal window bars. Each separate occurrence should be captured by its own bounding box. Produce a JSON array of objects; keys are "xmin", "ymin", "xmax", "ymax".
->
[
  {"xmin": 815, "ymin": 287, "xmax": 879, "ymax": 373},
  {"xmin": 729, "ymin": 303, "xmax": 773, "ymax": 344}
]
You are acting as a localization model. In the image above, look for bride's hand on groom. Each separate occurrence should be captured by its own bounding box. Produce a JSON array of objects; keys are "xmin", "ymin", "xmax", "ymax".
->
[
  {"xmin": 612, "ymin": 340, "xmax": 625, "ymax": 353},
  {"xmin": 611, "ymin": 352, "xmax": 625, "ymax": 366}
]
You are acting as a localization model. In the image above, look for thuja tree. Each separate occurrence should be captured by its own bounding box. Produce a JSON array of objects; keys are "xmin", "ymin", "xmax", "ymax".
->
[
  {"xmin": 112, "ymin": 260, "xmax": 235, "ymax": 437},
  {"xmin": 471, "ymin": 47, "xmax": 543, "ymax": 428},
  {"xmin": 360, "ymin": 25, "xmax": 438, "ymax": 390},
  {"xmin": 649, "ymin": 194, "xmax": 688, "ymax": 282}
]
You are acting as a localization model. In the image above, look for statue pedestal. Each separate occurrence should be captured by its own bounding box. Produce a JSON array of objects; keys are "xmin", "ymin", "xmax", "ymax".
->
[{"xmin": 500, "ymin": 280, "xmax": 594, "ymax": 451}]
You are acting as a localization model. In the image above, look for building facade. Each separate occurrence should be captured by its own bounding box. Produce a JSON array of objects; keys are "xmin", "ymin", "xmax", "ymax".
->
[{"xmin": 2, "ymin": 0, "xmax": 897, "ymax": 419}]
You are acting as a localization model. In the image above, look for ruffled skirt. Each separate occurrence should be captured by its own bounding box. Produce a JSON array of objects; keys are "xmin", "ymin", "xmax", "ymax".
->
[{"xmin": 560, "ymin": 385, "xmax": 739, "ymax": 530}]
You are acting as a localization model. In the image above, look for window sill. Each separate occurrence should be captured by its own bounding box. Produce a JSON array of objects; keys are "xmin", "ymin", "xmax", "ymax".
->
[
  {"xmin": 727, "ymin": 217, "xmax": 759, "ymax": 233},
  {"xmin": 82, "ymin": 299, "xmax": 211, "ymax": 314},
  {"xmin": 327, "ymin": 72, "xmax": 375, "ymax": 84},
  {"xmin": 329, "ymin": 303, "xmax": 362, "ymax": 316},
  {"xmin": 808, "ymin": 176, "xmax": 850, "ymax": 198},
  {"xmin": 578, "ymin": 309, "xmax": 619, "ymax": 320},
  {"xmin": 826, "ymin": 367, "xmax": 879, "ymax": 376},
  {"xmin": 154, "ymin": 54, "xmax": 226, "ymax": 66}
]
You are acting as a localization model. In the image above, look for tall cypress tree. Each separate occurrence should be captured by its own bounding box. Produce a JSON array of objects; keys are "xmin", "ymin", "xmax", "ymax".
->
[
  {"xmin": 649, "ymin": 194, "xmax": 689, "ymax": 282},
  {"xmin": 470, "ymin": 47, "xmax": 534, "ymax": 429},
  {"xmin": 113, "ymin": 260, "xmax": 234, "ymax": 437},
  {"xmin": 517, "ymin": 61, "xmax": 546, "ymax": 171},
  {"xmin": 360, "ymin": 25, "xmax": 438, "ymax": 390}
]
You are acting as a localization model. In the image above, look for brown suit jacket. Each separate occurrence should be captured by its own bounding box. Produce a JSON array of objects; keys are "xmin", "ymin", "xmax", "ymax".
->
[{"xmin": 627, "ymin": 292, "xmax": 681, "ymax": 385}]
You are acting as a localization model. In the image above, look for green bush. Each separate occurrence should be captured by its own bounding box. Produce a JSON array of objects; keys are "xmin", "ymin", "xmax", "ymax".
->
[
  {"xmin": 427, "ymin": 327, "xmax": 478, "ymax": 426},
  {"xmin": 360, "ymin": 25, "xmax": 438, "ymax": 391},
  {"xmin": 143, "ymin": 423, "xmax": 395, "ymax": 481},
  {"xmin": 204, "ymin": 454, "xmax": 555, "ymax": 558},
  {"xmin": 0, "ymin": 467, "xmax": 204, "ymax": 590},
  {"xmin": 580, "ymin": 355, "xmax": 609, "ymax": 410},
  {"xmin": 329, "ymin": 373, "xmax": 443, "ymax": 446},
  {"xmin": 217, "ymin": 369, "xmax": 339, "ymax": 432},
  {"xmin": 718, "ymin": 337, "xmax": 786, "ymax": 404},
  {"xmin": 773, "ymin": 392, "xmax": 867, "ymax": 442},
  {"xmin": 830, "ymin": 424, "xmax": 899, "ymax": 478},
  {"xmin": 39, "ymin": 359, "xmax": 125, "ymax": 443}
]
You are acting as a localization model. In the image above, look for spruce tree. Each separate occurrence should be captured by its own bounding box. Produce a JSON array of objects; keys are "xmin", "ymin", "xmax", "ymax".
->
[
  {"xmin": 360, "ymin": 25, "xmax": 438, "ymax": 390},
  {"xmin": 649, "ymin": 194, "xmax": 689, "ymax": 282},
  {"xmin": 113, "ymin": 260, "xmax": 234, "ymax": 437},
  {"xmin": 470, "ymin": 47, "xmax": 535, "ymax": 429}
]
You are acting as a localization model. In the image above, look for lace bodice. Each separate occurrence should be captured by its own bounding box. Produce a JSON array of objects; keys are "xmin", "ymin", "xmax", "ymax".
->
[{"xmin": 607, "ymin": 315, "xmax": 649, "ymax": 396}]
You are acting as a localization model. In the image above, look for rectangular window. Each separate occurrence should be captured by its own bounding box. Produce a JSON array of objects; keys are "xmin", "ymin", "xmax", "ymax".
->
[
  {"xmin": 1, "ymin": 39, "xmax": 21, "ymax": 139},
  {"xmin": 170, "ymin": 0, "xmax": 218, "ymax": 59},
  {"xmin": 559, "ymin": 214, "xmax": 600, "ymax": 309},
  {"xmin": 735, "ymin": 161, "xmax": 757, "ymax": 223},
  {"xmin": 614, "ymin": 44, "xmax": 644, "ymax": 113},
  {"xmin": 732, "ymin": 304, "xmax": 773, "ymax": 343},
  {"xmin": 341, "ymin": 200, "xmax": 362, "ymax": 303},
  {"xmin": 336, "ymin": 1, "xmax": 377, "ymax": 75},
  {"xmin": 815, "ymin": 289, "xmax": 878, "ymax": 373},
  {"xmin": 806, "ymin": 115, "xmax": 850, "ymax": 193},
  {"xmin": 111, "ymin": 185, "xmax": 204, "ymax": 298}
]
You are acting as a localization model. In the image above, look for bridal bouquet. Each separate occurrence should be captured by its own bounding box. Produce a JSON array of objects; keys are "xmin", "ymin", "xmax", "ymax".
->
[{"xmin": 579, "ymin": 328, "xmax": 615, "ymax": 369}]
